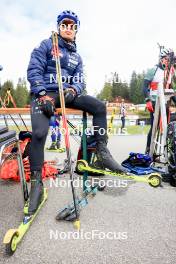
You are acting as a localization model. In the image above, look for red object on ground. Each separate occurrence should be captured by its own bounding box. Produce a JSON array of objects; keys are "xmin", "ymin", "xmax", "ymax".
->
[{"xmin": 0, "ymin": 139, "xmax": 58, "ymax": 182}]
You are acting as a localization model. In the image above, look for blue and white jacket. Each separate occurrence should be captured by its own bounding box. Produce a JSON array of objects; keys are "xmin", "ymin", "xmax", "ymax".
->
[{"xmin": 27, "ymin": 35, "xmax": 85, "ymax": 95}]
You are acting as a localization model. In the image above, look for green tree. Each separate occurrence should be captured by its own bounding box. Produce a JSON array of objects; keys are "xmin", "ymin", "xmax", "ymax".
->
[
  {"xmin": 14, "ymin": 78, "xmax": 30, "ymax": 107},
  {"xmin": 97, "ymin": 82, "xmax": 112, "ymax": 102},
  {"xmin": 111, "ymin": 73, "xmax": 130, "ymax": 100},
  {"xmin": 111, "ymin": 72, "xmax": 120, "ymax": 98},
  {"xmin": 120, "ymin": 82, "xmax": 130, "ymax": 100},
  {"xmin": 129, "ymin": 71, "xmax": 144, "ymax": 104}
]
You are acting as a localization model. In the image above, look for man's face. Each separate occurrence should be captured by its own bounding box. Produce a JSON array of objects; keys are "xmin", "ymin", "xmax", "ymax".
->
[{"xmin": 59, "ymin": 19, "xmax": 77, "ymax": 41}]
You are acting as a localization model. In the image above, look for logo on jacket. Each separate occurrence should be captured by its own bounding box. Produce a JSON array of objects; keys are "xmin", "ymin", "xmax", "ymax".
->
[
  {"xmin": 51, "ymin": 48, "xmax": 63, "ymax": 60},
  {"xmin": 68, "ymin": 54, "xmax": 79, "ymax": 69}
]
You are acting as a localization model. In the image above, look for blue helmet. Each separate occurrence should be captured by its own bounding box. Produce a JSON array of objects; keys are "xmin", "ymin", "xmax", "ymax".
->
[
  {"xmin": 57, "ymin": 10, "xmax": 80, "ymax": 27},
  {"xmin": 0, "ymin": 65, "xmax": 3, "ymax": 71}
]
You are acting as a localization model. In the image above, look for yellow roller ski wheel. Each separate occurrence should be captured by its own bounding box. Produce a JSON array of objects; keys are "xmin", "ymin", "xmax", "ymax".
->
[
  {"xmin": 76, "ymin": 160, "xmax": 88, "ymax": 172},
  {"xmin": 3, "ymin": 229, "xmax": 19, "ymax": 256},
  {"xmin": 148, "ymin": 174, "xmax": 162, "ymax": 188}
]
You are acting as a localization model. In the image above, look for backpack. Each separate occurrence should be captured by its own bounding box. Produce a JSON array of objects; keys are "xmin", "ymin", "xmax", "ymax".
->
[{"xmin": 122, "ymin": 152, "xmax": 152, "ymax": 168}]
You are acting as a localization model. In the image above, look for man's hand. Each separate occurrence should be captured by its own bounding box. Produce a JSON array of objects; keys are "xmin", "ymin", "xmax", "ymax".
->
[
  {"xmin": 64, "ymin": 88, "xmax": 77, "ymax": 104},
  {"xmin": 146, "ymin": 101, "xmax": 154, "ymax": 113},
  {"xmin": 38, "ymin": 95, "xmax": 55, "ymax": 118}
]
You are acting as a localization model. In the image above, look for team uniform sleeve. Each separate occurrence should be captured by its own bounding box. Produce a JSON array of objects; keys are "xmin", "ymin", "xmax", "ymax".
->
[{"xmin": 27, "ymin": 39, "xmax": 49, "ymax": 95}]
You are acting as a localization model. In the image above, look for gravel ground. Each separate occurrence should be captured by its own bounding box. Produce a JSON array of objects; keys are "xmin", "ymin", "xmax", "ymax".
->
[{"xmin": 0, "ymin": 135, "xmax": 176, "ymax": 264}]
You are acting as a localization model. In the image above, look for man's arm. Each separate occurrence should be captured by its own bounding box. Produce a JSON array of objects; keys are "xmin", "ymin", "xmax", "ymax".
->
[{"xmin": 27, "ymin": 39, "xmax": 49, "ymax": 95}]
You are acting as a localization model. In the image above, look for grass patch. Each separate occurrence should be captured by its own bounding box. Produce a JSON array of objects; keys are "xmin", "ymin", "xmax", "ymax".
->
[
  {"xmin": 6, "ymin": 125, "xmax": 32, "ymax": 132},
  {"xmin": 109, "ymin": 125, "xmax": 150, "ymax": 135},
  {"xmin": 125, "ymin": 125, "xmax": 150, "ymax": 135}
]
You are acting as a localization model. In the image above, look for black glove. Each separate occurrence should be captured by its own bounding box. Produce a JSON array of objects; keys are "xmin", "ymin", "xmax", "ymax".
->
[
  {"xmin": 64, "ymin": 88, "xmax": 76, "ymax": 104},
  {"xmin": 38, "ymin": 95, "xmax": 55, "ymax": 118}
]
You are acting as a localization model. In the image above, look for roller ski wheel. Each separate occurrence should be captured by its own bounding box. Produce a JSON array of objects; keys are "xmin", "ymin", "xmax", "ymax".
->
[
  {"xmin": 148, "ymin": 174, "xmax": 162, "ymax": 188},
  {"xmin": 76, "ymin": 161, "xmax": 105, "ymax": 192},
  {"xmin": 4, "ymin": 229, "xmax": 19, "ymax": 256},
  {"xmin": 76, "ymin": 159, "xmax": 104, "ymax": 176},
  {"xmin": 3, "ymin": 188, "xmax": 48, "ymax": 255},
  {"xmin": 76, "ymin": 160, "xmax": 88, "ymax": 172}
]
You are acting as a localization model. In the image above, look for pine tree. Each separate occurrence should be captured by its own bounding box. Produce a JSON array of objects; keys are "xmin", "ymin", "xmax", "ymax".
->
[
  {"xmin": 111, "ymin": 72, "xmax": 121, "ymax": 98},
  {"xmin": 111, "ymin": 73, "xmax": 130, "ymax": 100},
  {"xmin": 14, "ymin": 78, "xmax": 29, "ymax": 107},
  {"xmin": 129, "ymin": 71, "xmax": 144, "ymax": 104},
  {"xmin": 97, "ymin": 82, "xmax": 112, "ymax": 102}
]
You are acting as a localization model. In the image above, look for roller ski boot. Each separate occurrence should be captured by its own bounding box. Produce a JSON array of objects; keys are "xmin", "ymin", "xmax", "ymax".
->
[
  {"xmin": 96, "ymin": 138, "xmax": 128, "ymax": 173},
  {"xmin": 46, "ymin": 142, "xmax": 65, "ymax": 152},
  {"xmin": 48, "ymin": 142, "xmax": 57, "ymax": 150},
  {"xmin": 3, "ymin": 171, "xmax": 47, "ymax": 256},
  {"xmin": 27, "ymin": 171, "xmax": 44, "ymax": 216}
]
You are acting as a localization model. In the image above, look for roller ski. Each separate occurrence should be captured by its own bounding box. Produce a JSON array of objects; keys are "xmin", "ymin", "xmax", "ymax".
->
[
  {"xmin": 3, "ymin": 182, "xmax": 47, "ymax": 256},
  {"xmin": 56, "ymin": 183, "xmax": 99, "ymax": 221},
  {"xmin": 77, "ymin": 137, "xmax": 162, "ymax": 187},
  {"xmin": 45, "ymin": 147, "xmax": 65, "ymax": 153},
  {"xmin": 77, "ymin": 159, "xmax": 161, "ymax": 188}
]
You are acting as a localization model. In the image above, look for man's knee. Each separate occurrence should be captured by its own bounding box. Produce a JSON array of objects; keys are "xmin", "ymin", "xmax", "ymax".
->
[
  {"xmin": 96, "ymin": 101, "xmax": 106, "ymax": 115},
  {"xmin": 33, "ymin": 128, "xmax": 48, "ymax": 140}
]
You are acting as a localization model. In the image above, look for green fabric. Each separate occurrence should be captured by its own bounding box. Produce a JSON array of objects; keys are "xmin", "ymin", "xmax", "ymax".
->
[{"xmin": 145, "ymin": 66, "xmax": 157, "ymax": 81}]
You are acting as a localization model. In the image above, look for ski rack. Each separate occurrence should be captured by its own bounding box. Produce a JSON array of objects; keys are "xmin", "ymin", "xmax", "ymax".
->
[{"xmin": 149, "ymin": 67, "xmax": 176, "ymax": 172}]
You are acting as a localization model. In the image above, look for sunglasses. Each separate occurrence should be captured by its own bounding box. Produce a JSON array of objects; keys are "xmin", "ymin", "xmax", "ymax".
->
[{"xmin": 59, "ymin": 20, "xmax": 78, "ymax": 32}]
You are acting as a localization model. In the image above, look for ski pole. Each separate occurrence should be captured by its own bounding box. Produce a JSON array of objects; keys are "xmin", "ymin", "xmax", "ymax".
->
[
  {"xmin": 67, "ymin": 120, "xmax": 81, "ymax": 144},
  {"xmin": 19, "ymin": 114, "xmax": 28, "ymax": 131},
  {"xmin": 52, "ymin": 31, "xmax": 80, "ymax": 230}
]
